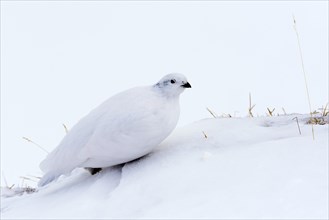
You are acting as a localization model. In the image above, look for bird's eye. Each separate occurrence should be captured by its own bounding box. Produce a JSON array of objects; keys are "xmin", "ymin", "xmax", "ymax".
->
[{"xmin": 171, "ymin": 79, "xmax": 176, "ymax": 84}]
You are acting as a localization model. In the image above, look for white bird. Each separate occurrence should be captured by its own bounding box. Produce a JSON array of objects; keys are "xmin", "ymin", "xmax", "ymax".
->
[{"xmin": 38, "ymin": 73, "xmax": 191, "ymax": 187}]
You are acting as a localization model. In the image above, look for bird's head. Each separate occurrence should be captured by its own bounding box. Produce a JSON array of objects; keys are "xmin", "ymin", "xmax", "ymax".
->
[{"xmin": 154, "ymin": 73, "xmax": 191, "ymax": 97}]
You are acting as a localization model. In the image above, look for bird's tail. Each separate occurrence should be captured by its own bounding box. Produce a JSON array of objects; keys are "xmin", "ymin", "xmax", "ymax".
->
[{"xmin": 38, "ymin": 172, "xmax": 61, "ymax": 188}]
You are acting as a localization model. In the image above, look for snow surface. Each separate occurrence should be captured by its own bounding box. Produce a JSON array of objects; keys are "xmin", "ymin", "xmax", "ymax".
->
[{"xmin": 1, "ymin": 114, "xmax": 328, "ymax": 219}]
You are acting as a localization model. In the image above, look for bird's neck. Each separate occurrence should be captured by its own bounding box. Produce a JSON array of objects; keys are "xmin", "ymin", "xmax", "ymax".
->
[{"xmin": 152, "ymin": 86, "xmax": 181, "ymax": 100}]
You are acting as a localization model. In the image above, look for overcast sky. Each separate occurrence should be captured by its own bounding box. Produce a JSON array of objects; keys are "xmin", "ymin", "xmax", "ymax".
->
[{"xmin": 1, "ymin": 1, "xmax": 328, "ymax": 186}]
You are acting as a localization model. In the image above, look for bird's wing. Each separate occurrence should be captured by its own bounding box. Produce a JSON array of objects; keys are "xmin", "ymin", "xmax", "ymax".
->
[
  {"xmin": 39, "ymin": 86, "xmax": 156, "ymax": 173},
  {"xmin": 39, "ymin": 106, "xmax": 105, "ymax": 173}
]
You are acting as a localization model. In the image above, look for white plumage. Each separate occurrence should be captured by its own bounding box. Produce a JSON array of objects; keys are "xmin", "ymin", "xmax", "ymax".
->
[{"xmin": 38, "ymin": 73, "xmax": 191, "ymax": 187}]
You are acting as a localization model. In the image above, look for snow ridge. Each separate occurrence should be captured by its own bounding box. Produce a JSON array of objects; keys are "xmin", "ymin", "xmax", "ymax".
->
[{"xmin": 1, "ymin": 115, "xmax": 328, "ymax": 219}]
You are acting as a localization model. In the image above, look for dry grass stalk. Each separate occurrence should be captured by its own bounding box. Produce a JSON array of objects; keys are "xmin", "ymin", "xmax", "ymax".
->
[
  {"xmin": 320, "ymin": 103, "xmax": 329, "ymax": 116},
  {"xmin": 307, "ymin": 117, "xmax": 328, "ymax": 125},
  {"xmin": 2, "ymin": 172, "xmax": 15, "ymax": 189},
  {"xmin": 202, "ymin": 131, "xmax": 208, "ymax": 139},
  {"xmin": 13, "ymin": 186, "xmax": 37, "ymax": 195},
  {"xmin": 248, "ymin": 93, "xmax": 256, "ymax": 117},
  {"xmin": 221, "ymin": 113, "xmax": 232, "ymax": 118},
  {"xmin": 282, "ymin": 107, "xmax": 287, "ymax": 115},
  {"xmin": 206, "ymin": 107, "xmax": 218, "ymax": 118},
  {"xmin": 292, "ymin": 117, "xmax": 302, "ymax": 135},
  {"xmin": 20, "ymin": 186, "xmax": 37, "ymax": 194},
  {"xmin": 293, "ymin": 15, "xmax": 315, "ymax": 140},
  {"xmin": 22, "ymin": 137, "xmax": 49, "ymax": 154},
  {"xmin": 2, "ymin": 171, "xmax": 9, "ymax": 188},
  {"xmin": 62, "ymin": 123, "xmax": 69, "ymax": 134},
  {"xmin": 27, "ymin": 175, "xmax": 41, "ymax": 180},
  {"xmin": 19, "ymin": 176, "xmax": 38, "ymax": 183},
  {"xmin": 267, "ymin": 107, "xmax": 275, "ymax": 116}
]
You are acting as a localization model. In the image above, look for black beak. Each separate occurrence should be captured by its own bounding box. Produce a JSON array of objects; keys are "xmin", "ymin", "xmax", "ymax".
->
[{"xmin": 181, "ymin": 82, "xmax": 192, "ymax": 88}]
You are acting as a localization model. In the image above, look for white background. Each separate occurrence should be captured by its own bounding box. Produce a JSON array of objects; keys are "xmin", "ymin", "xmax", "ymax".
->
[{"xmin": 1, "ymin": 1, "xmax": 328, "ymax": 186}]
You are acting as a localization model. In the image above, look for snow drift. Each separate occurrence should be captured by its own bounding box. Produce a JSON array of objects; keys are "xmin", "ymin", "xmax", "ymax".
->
[{"xmin": 1, "ymin": 114, "xmax": 328, "ymax": 219}]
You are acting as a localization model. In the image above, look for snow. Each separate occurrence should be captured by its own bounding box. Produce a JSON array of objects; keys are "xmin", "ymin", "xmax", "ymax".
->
[{"xmin": 1, "ymin": 114, "xmax": 328, "ymax": 219}]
